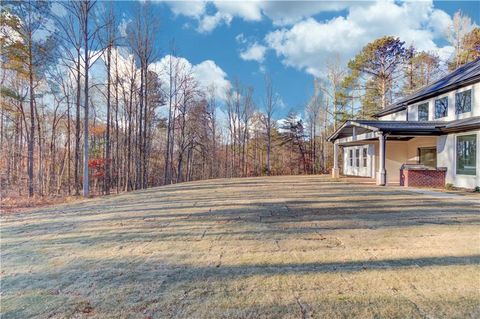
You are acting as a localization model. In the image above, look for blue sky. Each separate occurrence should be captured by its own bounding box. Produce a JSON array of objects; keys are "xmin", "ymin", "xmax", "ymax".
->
[{"xmin": 111, "ymin": 0, "xmax": 479, "ymax": 119}]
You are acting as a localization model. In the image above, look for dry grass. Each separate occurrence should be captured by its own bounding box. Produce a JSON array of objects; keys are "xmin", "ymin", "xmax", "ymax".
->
[
  {"xmin": 1, "ymin": 175, "xmax": 479, "ymax": 318},
  {"xmin": 0, "ymin": 194, "xmax": 81, "ymax": 214}
]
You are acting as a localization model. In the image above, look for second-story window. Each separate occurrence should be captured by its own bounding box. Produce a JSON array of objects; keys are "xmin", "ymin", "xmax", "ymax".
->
[
  {"xmin": 418, "ymin": 103, "xmax": 429, "ymax": 121},
  {"xmin": 435, "ymin": 97, "xmax": 448, "ymax": 119},
  {"xmin": 455, "ymin": 89, "xmax": 471, "ymax": 114}
]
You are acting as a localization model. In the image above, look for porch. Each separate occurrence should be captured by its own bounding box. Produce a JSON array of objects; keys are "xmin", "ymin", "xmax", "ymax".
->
[{"xmin": 328, "ymin": 120, "xmax": 446, "ymax": 186}]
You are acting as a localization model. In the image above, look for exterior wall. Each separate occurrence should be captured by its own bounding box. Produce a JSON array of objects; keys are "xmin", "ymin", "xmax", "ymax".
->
[
  {"xmin": 406, "ymin": 137, "xmax": 437, "ymax": 163},
  {"xmin": 373, "ymin": 141, "xmax": 408, "ymax": 184},
  {"xmin": 407, "ymin": 82, "xmax": 479, "ymax": 121},
  {"xmin": 377, "ymin": 109, "xmax": 407, "ymax": 121},
  {"xmin": 378, "ymin": 82, "xmax": 479, "ymax": 121},
  {"xmin": 437, "ymin": 129, "xmax": 480, "ymax": 189}
]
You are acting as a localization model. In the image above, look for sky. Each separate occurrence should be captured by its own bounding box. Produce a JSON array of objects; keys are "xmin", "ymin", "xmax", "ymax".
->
[{"xmin": 106, "ymin": 1, "xmax": 479, "ymax": 118}]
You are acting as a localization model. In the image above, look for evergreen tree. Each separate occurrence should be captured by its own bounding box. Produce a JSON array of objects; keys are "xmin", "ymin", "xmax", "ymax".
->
[{"xmin": 344, "ymin": 36, "xmax": 409, "ymax": 118}]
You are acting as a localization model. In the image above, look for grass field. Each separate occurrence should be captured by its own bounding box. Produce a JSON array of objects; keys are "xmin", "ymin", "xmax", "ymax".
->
[{"xmin": 1, "ymin": 175, "xmax": 479, "ymax": 318}]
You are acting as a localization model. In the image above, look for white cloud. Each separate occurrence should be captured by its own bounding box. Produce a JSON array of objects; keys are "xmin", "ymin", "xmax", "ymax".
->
[
  {"xmin": 239, "ymin": 42, "xmax": 267, "ymax": 62},
  {"xmin": 51, "ymin": 2, "xmax": 67, "ymax": 17},
  {"xmin": 118, "ymin": 17, "xmax": 131, "ymax": 37},
  {"xmin": 168, "ymin": 0, "xmax": 206, "ymax": 17},
  {"xmin": 261, "ymin": 1, "xmax": 357, "ymax": 26},
  {"xmin": 428, "ymin": 9, "xmax": 453, "ymax": 38},
  {"xmin": 265, "ymin": 0, "xmax": 455, "ymax": 77},
  {"xmin": 197, "ymin": 12, "xmax": 232, "ymax": 33},
  {"xmin": 150, "ymin": 55, "xmax": 230, "ymax": 101},
  {"xmin": 162, "ymin": 0, "xmax": 358, "ymax": 33},
  {"xmin": 235, "ymin": 33, "xmax": 246, "ymax": 44},
  {"xmin": 192, "ymin": 60, "xmax": 231, "ymax": 99},
  {"xmin": 213, "ymin": 1, "xmax": 262, "ymax": 22}
]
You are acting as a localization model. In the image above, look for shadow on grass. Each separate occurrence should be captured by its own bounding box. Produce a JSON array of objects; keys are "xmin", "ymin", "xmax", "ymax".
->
[
  {"xmin": 2, "ymin": 196, "xmax": 479, "ymax": 247},
  {"xmin": 2, "ymin": 175, "xmax": 480, "ymax": 318}
]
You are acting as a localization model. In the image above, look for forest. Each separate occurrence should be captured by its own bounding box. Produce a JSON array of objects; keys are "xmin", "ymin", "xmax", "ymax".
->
[{"xmin": 0, "ymin": 1, "xmax": 479, "ymax": 205}]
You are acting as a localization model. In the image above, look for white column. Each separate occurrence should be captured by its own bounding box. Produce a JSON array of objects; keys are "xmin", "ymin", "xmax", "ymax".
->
[
  {"xmin": 332, "ymin": 142, "xmax": 340, "ymax": 178},
  {"xmin": 377, "ymin": 133, "xmax": 386, "ymax": 186}
]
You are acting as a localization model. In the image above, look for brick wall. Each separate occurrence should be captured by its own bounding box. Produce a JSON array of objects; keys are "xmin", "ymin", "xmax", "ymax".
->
[{"xmin": 400, "ymin": 169, "xmax": 446, "ymax": 188}]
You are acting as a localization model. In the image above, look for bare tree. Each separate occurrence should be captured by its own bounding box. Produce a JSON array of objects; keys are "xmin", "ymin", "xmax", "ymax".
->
[
  {"xmin": 100, "ymin": 2, "xmax": 116, "ymax": 195},
  {"xmin": 206, "ymin": 84, "xmax": 218, "ymax": 178},
  {"xmin": 446, "ymin": 10, "xmax": 473, "ymax": 70},
  {"xmin": 262, "ymin": 74, "xmax": 277, "ymax": 176},
  {"xmin": 128, "ymin": 1, "xmax": 158, "ymax": 189},
  {"xmin": 241, "ymin": 86, "xmax": 255, "ymax": 176},
  {"xmin": 305, "ymin": 80, "xmax": 321, "ymax": 174},
  {"xmin": 56, "ymin": 1, "xmax": 85, "ymax": 196},
  {"xmin": 78, "ymin": 0, "xmax": 106, "ymax": 197}
]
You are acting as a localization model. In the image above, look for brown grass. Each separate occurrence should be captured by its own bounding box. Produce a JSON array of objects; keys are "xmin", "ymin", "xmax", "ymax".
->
[
  {"xmin": 1, "ymin": 175, "xmax": 479, "ymax": 318},
  {"xmin": 0, "ymin": 194, "xmax": 81, "ymax": 214}
]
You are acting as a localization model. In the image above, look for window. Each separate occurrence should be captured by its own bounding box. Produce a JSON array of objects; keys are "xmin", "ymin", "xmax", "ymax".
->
[
  {"xmin": 355, "ymin": 149, "xmax": 360, "ymax": 167},
  {"xmin": 349, "ymin": 149, "xmax": 353, "ymax": 166},
  {"xmin": 418, "ymin": 147, "xmax": 436, "ymax": 168},
  {"xmin": 435, "ymin": 97, "xmax": 448, "ymax": 119},
  {"xmin": 456, "ymin": 135, "xmax": 477, "ymax": 175},
  {"xmin": 455, "ymin": 90, "xmax": 471, "ymax": 114},
  {"xmin": 417, "ymin": 103, "xmax": 429, "ymax": 121},
  {"xmin": 362, "ymin": 147, "xmax": 368, "ymax": 168}
]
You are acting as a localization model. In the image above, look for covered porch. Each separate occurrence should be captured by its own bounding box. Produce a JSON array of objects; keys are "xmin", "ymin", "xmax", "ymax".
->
[{"xmin": 328, "ymin": 120, "xmax": 445, "ymax": 186}]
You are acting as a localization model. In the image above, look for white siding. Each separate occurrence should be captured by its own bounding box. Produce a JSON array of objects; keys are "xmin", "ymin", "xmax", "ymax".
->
[
  {"xmin": 377, "ymin": 110, "xmax": 407, "ymax": 121},
  {"xmin": 437, "ymin": 130, "xmax": 480, "ymax": 189},
  {"xmin": 378, "ymin": 82, "xmax": 479, "ymax": 122},
  {"xmin": 407, "ymin": 82, "xmax": 479, "ymax": 121}
]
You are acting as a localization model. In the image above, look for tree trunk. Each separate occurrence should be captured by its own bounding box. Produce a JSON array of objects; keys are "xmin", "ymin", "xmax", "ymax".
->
[
  {"xmin": 104, "ymin": 44, "xmax": 111, "ymax": 195},
  {"xmin": 83, "ymin": 1, "xmax": 90, "ymax": 197},
  {"xmin": 27, "ymin": 30, "xmax": 34, "ymax": 197},
  {"xmin": 74, "ymin": 52, "xmax": 81, "ymax": 196}
]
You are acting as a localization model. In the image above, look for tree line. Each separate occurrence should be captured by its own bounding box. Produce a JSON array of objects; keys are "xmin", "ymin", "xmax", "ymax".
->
[{"xmin": 1, "ymin": 1, "xmax": 478, "ymax": 200}]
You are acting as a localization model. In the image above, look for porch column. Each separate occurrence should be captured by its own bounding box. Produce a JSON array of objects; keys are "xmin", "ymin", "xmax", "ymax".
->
[
  {"xmin": 377, "ymin": 133, "xmax": 386, "ymax": 186},
  {"xmin": 332, "ymin": 141, "xmax": 340, "ymax": 178}
]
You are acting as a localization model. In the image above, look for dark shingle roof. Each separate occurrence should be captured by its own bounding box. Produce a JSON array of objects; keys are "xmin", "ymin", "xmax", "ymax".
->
[
  {"xmin": 375, "ymin": 58, "xmax": 480, "ymax": 117},
  {"xmin": 353, "ymin": 120, "xmax": 446, "ymax": 131},
  {"xmin": 443, "ymin": 116, "xmax": 480, "ymax": 132},
  {"xmin": 328, "ymin": 117, "xmax": 480, "ymax": 141}
]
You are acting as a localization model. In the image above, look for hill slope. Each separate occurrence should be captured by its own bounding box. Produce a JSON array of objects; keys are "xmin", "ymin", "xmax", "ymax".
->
[{"xmin": 1, "ymin": 175, "xmax": 479, "ymax": 318}]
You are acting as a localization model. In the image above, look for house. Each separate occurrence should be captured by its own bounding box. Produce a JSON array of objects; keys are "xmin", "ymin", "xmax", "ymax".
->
[{"xmin": 328, "ymin": 58, "xmax": 480, "ymax": 189}]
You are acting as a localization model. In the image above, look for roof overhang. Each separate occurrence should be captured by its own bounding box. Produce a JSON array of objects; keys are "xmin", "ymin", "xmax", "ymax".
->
[
  {"xmin": 328, "ymin": 120, "xmax": 448, "ymax": 144},
  {"xmin": 328, "ymin": 117, "xmax": 480, "ymax": 144},
  {"xmin": 327, "ymin": 120, "xmax": 379, "ymax": 142}
]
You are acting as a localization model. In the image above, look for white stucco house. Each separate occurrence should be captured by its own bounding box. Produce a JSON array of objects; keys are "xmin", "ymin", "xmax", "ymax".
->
[{"xmin": 328, "ymin": 58, "xmax": 480, "ymax": 189}]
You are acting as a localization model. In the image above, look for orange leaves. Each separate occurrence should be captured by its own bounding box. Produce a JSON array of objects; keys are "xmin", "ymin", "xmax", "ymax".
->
[{"xmin": 90, "ymin": 125, "xmax": 106, "ymax": 137}]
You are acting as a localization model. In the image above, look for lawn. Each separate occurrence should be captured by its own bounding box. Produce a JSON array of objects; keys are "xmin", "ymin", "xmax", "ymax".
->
[{"xmin": 1, "ymin": 175, "xmax": 479, "ymax": 318}]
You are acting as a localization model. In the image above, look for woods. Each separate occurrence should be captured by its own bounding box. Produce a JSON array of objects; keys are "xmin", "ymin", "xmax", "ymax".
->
[{"xmin": 1, "ymin": 1, "xmax": 479, "ymax": 202}]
